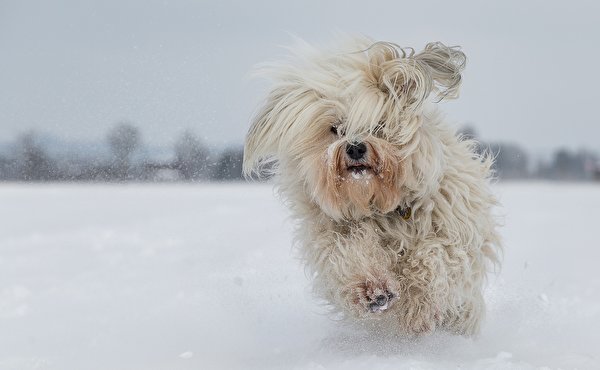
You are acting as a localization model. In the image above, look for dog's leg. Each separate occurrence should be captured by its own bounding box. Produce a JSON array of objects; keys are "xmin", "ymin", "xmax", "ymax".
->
[
  {"xmin": 305, "ymin": 228, "xmax": 401, "ymax": 317},
  {"xmin": 441, "ymin": 290, "xmax": 485, "ymax": 335},
  {"xmin": 396, "ymin": 241, "xmax": 448, "ymax": 335},
  {"xmin": 396, "ymin": 240, "xmax": 488, "ymax": 336},
  {"xmin": 344, "ymin": 269, "xmax": 401, "ymax": 315}
]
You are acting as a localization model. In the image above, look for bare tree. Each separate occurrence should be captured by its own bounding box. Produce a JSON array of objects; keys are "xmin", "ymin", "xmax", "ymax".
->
[
  {"xmin": 547, "ymin": 148, "xmax": 593, "ymax": 181},
  {"xmin": 488, "ymin": 142, "xmax": 529, "ymax": 180},
  {"xmin": 0, "ymin": 156, "xmax": 8, "ymax": 180},
  {"xmin": 213, "ymin": 147, "xmax": 244, "ymax": 181},
  {"xmin": 174, "ymin": 130, "xmax": 209, "ymax": 181},
  {"xmin": 15, "ymin": 131, "xmax": 55, "ymax": 181},
  {"xmin": 107, "ymin": 123, "xmax": 141, "ymax": 180}
]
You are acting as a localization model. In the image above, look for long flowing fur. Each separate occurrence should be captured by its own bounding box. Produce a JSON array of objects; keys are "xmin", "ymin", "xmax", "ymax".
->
[{"xmin": 243, "ymin": 37, "xmax": 501, "ymax": 336}]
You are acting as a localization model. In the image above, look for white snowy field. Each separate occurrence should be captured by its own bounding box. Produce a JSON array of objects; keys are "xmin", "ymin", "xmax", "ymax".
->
[{"xmin": 0, "ymin": 183, "xmax": 599, "ymax": 370}]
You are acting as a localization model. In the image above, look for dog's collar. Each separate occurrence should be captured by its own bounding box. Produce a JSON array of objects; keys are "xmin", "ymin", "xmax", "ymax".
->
[{"xmin": 395, "ymin": 206, "xmax": 412, "ymax": 220}]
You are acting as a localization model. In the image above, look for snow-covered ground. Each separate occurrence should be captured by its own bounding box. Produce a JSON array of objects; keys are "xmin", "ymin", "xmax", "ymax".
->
[{"xmin": 0, "ymin": 183, "xmax": 599, "ymax": 370}]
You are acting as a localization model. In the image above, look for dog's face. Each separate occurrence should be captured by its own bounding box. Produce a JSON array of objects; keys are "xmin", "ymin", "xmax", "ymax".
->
[{"xmin": 244, "ymin": 38, "xmax": 466, "ymax": 220}]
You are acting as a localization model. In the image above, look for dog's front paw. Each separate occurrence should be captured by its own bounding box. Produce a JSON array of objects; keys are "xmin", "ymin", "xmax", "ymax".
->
[
  {"xmin": 403, "ymin": 304, "xmax": 442, "ymax": 335},
  {"xmin": 348, "ymin": 275, "xmax": 400, "ymax": 314}
]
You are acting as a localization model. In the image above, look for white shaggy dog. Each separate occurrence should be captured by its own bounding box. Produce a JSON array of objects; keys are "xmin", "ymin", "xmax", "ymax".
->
[{"xmin": 243, "ymin": 37, "xmax": 501, "ymax": 336}]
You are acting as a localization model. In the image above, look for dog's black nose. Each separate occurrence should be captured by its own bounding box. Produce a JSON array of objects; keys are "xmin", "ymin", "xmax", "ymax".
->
[
  {"xmin": 375, "ymin": 295, "xmax": 387, "ymax": 306},
  {"xmin": 346, "ymin": 142, "xmax": 367, "ymax": 160}
]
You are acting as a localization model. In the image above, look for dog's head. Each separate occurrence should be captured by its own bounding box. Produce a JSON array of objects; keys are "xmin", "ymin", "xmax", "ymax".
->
[{"xmin": 244, "ymin": 38, "xmax": 466, "ymax": 220}]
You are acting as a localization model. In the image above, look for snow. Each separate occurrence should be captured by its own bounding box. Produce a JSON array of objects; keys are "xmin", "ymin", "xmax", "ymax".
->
[{"xmin": 0, "ymin": 182, "xmax": 599, "ymax": 369}]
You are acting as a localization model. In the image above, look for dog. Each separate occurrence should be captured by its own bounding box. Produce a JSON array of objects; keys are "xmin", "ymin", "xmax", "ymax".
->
[{"xmin": 243, "ymin": 37, "xmax": 501, "ymax": 336}]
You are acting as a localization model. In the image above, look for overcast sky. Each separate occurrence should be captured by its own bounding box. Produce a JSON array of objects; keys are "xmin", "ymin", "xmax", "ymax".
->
[{"xmin": 1, "ymin": 0, "xmax": 598, "ymax": 154}]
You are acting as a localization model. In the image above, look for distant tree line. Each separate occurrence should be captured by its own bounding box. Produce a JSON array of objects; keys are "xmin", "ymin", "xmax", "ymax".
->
[
  {"xmin": 0, "ymin": 123, "xmax": 244, "ymax": 182},
  {"xmin": 0, "ymin": 123, "xmax": 598, "ymax": 182},
  {"xmin": 458, "ymin": 126, "xmax": 600, "ymax": 181}
]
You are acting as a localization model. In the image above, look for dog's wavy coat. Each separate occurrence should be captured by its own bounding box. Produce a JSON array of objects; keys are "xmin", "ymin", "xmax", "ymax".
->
[{"xmin": 243, "ymin": 38, "xmax": 501, "ymax": 336}]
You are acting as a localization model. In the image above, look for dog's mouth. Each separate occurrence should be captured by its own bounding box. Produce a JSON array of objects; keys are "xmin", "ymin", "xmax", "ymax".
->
[
  {"xmin": 348, "ymin": 164, "xmax": 371, "ymax": 172},
  {"xmin": 346, "ymin": 164, "xmax": 374, "ymax": 179}
]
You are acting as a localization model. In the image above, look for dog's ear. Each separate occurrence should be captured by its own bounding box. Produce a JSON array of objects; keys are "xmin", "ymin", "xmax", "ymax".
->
[
  {"xmin": 243, "ymin": 89, "xmax": 280, "ymax": 177},
  {"xmin": 414, "ymin": 42, "xmax": 466, "ymax": 101},
  {"xmin": 371, "ymin": 42, "xmax": 465, "ymax": 112},
  {"xmin": 244, "ymin": 80, "xmax": 322, "ymax": 178}
]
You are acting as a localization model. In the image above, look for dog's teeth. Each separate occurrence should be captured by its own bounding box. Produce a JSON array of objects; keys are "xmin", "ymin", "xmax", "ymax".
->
[{"xmin": 351, "ymin": 169, "xmax": 371, "ymax": 180}]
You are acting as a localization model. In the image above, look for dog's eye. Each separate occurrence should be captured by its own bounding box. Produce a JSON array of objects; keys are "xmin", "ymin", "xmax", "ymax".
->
[
  {"xmin": 372, "ymin": 121, "xmax": 388, "ymax": 137},
  {"xmin": 330, "ymin": 122, "xmax": 346, "ymax": 137}
]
